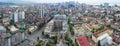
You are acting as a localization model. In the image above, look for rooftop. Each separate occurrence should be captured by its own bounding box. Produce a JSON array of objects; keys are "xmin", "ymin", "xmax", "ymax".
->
[
  {"xmin": 112, "ymin": 22, "xmax": 120, "ymax": 27},
  {"xmin": 9, "ymin": 26, "xmax": 18, "ymax": 32},
  {"xmin": 77, "ymin": 36, "xmax": 90, "ymax": 46},
  {"xmin": 85, "ymin": 22, "xmax": 100, "ymax": 31},
  {"xmin": 93, "ymin": 28, "xmax": 113, "ymax": 38},
  {"xmin": 0, "ymin": 25, "xmax": 6, "ymax": 30}
]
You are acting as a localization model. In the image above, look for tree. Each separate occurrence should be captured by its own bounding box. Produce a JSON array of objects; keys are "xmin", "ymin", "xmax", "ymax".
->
[
  {"xmin": 75, "ymin": 41, "xmax": 79, "ymax": 46},
  {"xmin": 53, "ymin": 36, "xmax": 57, "ymax": 44},
  {"xmin": 68, "ymin": 18, "xmax": 71, "ymax": 24},
  {"xmin": 68, "ymin": 18, "xmax": 75, "ymax": 35},
  {"xmin": 91, "ymin": 28, "xmax": 95, "ymax": 33},
  {"xmin": 37, "ymin": 37, "xmax": 39, "ymax": 41},
  {"xmin": 70, "ymin": 28, "xmax": 75, "ymax": 35},
  {"xmin": 66, "ymin": 38, "xmax": 73, "ymax": 43},
  {"xmin": 69, "ymin": 24, "xmax": 74, "ymax": 35},
  {"xmin": 46, "ymin": 42, "xmax": 51, "ymax": 46},
  {"xmin": 96, "ymin": 25, "xmax": 104, "ymax": 32},
  {"xmin": 45, "ymin": 34, "xmax": 49, "ymax": 38},
  {"xmin": 71, "ymin": 43, "xmax": 74, "ymax": 46},
  {"xmin": 98, "ymin": 40, "xmax": 101, "ymax": 46},
  {"xmin": 10, "ymin": 20, "xmax": 14, "ymax": 25},
  {"xmin": 0, "ymin": 17, "xmax": 2, "ymax": 19},
  {"xmin": 42, "ymin": 31, "xmax": 44, "ymax": 35},
  {"xmin": 35, "ymin": 43, "xmax": 41, "ymax": 46}
]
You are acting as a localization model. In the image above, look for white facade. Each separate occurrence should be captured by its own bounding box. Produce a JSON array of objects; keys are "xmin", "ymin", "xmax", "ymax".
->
[
  {"xmin": 92, "ymin": 33, "xmax": 113, "ymax": 46},
  {"xmin": 39, "ymin": 9, "xmax": 44, "ymax": 18},
  {"xmin": 8, "ymin": 38, "xmax": 11, "ymax": 46},
  {"xmin": 14, "ymin": 12, "xmax": 19, "ymax": 22},
  {"xmin": 12, "ymin": 10, "xmax": 25, "ymax": 23},
  {"xmin": 21, "ymin": 11, "xmax": 25, "ymax": 19},
  {"xmin": 18, "ymin": 11, "xmax": 25, "ymax": 21}
]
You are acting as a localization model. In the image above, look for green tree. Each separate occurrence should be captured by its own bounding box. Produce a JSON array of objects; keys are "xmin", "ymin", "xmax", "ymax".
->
[
  {"xmin": 68, "ymin": 18, "xmax": 71, "ymax": 24},
  {"xmin": 66, "ymin": 38, "xmax": 73, "ymax": 43},
  {"xmin": 45, "ymin": 34, "xmax": 49, "ymax": 38},
  {"xmin": 98, "ymin": 40, "xmax": 101, "ymax": 46},
  {"xmin": 35, "ymin": 43, "xmax": 41, "ymax": 46},
  {"xmin": 37, "ymin": 37, "xmax": 39, "ymax": 41},
  {"xmin": 0, "ymin": 17, "xmax": 2, "ymax": 19},
  {"xmin": 75, "ymin": 42, "xmax": 79, "ymax": 46},
  {"xmin": 46, "ymin": 42, "xmax": 51, "ymax": 46},
  {"xmin": 53, "ymin": 36, "xmax": 57, "ymax": 44},
  {"xmin": 70, "ymin": 28, "xmax": 75, "ymax": 35},
  {"xmin": 91, "ymin": 28, "xmax": 95, "ymax": 33},
  {"xmin": 69, "ymin": 24, "xmax": 74, "ymax": 35},
  {"xmin": 71, "ymin": 43, "xmax": 74, "ymax": 46},
  {"xmin": 42, "ymin": 31, "xmax": 44, "ymax": 35},
  {"xmin": 68, "ymin": 18, "xmax": 75, "ymax": 35},
  {"xmin": 10, "ymin": 20, "xmax": 14, "ymax": 25},
  {"xmin": 96, "ymin": 25, "xmax": 104, "ymax": 32}
]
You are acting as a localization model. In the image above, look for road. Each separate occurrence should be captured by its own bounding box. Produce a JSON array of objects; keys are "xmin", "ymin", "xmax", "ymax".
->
[
  {"xmin": 82, "ymin": 24, "xmax": 92, "ymax": 36},
  {"xmin": 18, "ymin": 24, "xmax": 46, "ymax": 46}
]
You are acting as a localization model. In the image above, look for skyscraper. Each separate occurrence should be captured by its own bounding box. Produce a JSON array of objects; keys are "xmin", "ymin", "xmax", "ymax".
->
[
  {"xmin": 39, "ymin": 5, "xmax": 44, "ymax": 18},
  {"xmin": 104, "ymin": 3, "xmax": 109, "ymax": 8},
  {"xmin": 11, "ymin": 9, "xmax": 25, "ymax": 23},
  {"xmin": 18, "ymin": 10, "xmax": 25, "ymax": 21},
  {"xmin": 14, "ymin": 11, "xmax": 19, "ymax": 22}
]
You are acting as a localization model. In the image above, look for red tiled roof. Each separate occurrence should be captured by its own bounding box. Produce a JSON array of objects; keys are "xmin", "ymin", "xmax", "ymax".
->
[
  {"xmin": 113, "ymin": 23, "xmax": 120, "ymax": 27},
  {"xmin": 93, "ymin": 28, "xmax": 111, "ymax": 38},
  {"xmin": 77, "ymin": 36, "xmax": 90, "ymax": 46},
  {"xmin": 113, "ymin": 32, "xmax": 120, "ymax": 42},
  {"xmin": 0, "ymin": 33, "xmax": 6, "ymax": 38}
]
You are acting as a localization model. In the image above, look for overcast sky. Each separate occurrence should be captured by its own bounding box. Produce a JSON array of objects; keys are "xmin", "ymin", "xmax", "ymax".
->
[{"xmin": 0, "ymin": 0, "xmax": 120, "ymax": 5}]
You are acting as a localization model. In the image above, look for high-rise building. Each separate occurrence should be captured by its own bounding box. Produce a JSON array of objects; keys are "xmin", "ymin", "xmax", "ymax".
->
[
  {"xmin": 11, "ymin": 9, "xmax": 25, "ymax": 23},
  {"xmin": 53, "ymin": 20, "xmax": 63, "ymax": 31},
  {"xmin": 21, "ymin": 11, "xmax": 25, "ymax": 19},
  {"xmin": 18, "ymin": 10, "xmax": 25, "ymax": 21},
  {"xmin": 13, "ymin": 11, "xmax": 19, "ymax": 22},
  {"xmin": 104, "ymin": 3, "xmax": 109, "ymax": 8},
  {"xmin": 53, "ymin": 15, "xmax": 67, "ymax": 31},
  {"xmin": 38, "ymin": 5, "xmax": 45, "ymax": 18}
]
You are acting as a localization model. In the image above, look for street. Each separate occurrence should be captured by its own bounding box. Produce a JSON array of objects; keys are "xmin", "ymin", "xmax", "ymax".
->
[{"xmin": 18, "ymin": 24, "xmax": 46, "ymax": 46}]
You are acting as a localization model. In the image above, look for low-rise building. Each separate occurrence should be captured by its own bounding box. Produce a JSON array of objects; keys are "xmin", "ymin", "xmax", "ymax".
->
[
  {"xmin": 114, "ymin": 14, "xmax": 120, "ymax": 21},
  {"xmin": 85, "ymin": 22, "xmax": 101, "ymax": 31},
  {"xmin": 97, "ymin": 33, "xmax": 113, "ymax": 46},
  {"xmin": 28, "ymin": 26, "xmax": 38, "ymax": 33},
  {"xmin": 0, "ymin": 25, "xmax": 8, "ymax": 46},
  {"xmin": 113, "ymin": 31, "xmax": 120, "ymax": 43},
  {"xmin": 73, "ymin": 25, "xmax": 85, "ymax": 36},
  {"xmin": 2, "ymin": 25, "xmax": 27, "ymax": 46},
  {"xmin": 111, "ymin": 22, "xmax": 120, "ymax": 31},
  {"xmin": 2, "ymin": 16, "xmax": 10, "ymax": 26},
  {"xmin": 44, "ymin": 20, "xmax": 54, "ymax": 35},
  {"xmin": 92, "ymin": 28, "xmax": 113, "ymax": 43}
]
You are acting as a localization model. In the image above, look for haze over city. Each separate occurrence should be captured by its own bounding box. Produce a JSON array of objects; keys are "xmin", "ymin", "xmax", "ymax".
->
[{"xmin": 0, "ymin": 0, "xmax": 120, "ymax": 5}]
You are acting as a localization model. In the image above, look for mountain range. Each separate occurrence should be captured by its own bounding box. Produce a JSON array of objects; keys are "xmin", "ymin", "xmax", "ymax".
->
[
  {"xmin": 0, "ymin": 0, "xmax": 35, "ymax": 5},
  {"xmin": 0, "ymin": 2, "xmax": 15, "ymax": 5}
]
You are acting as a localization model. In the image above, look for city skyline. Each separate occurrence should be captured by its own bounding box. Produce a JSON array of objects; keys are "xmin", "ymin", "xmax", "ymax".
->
[
  {"xmin": 0, "ymin": 0, "xmax": 120, "ymax": 5},
  {"xmin": 0, "ymin": 0, "xmax": 120, "ymax": 46}
]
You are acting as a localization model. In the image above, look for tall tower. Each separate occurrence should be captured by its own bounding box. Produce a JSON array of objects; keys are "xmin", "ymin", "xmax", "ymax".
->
[
  {"xmin": 39, "ymin": 4, "xmax": 44, "ymax": 18},
  {"xmin": 104, "ymin": 3, "xmax": 109, "ymax": 15},
  {"xmin": 13, "ymin": 10, "xmax": 19, "ymax": 22},
  {"xmin": 104, "ymin": 3, "xmax": 109, "ymax": 8}
]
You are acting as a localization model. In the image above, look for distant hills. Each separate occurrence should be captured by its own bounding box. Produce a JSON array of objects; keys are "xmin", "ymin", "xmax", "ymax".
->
[
  {"xmin": 0, "ymin": 2, "xmax": 15, "ymax": 5},
  {"xmin": 0, "ymin": 0, "xmax": 35, "ymax": 5}
]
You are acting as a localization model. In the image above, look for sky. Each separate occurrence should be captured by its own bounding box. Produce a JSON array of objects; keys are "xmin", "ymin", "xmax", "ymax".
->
[{"xmin": 0, "ymin": 0, "xmax": 120, "ymax": 5}]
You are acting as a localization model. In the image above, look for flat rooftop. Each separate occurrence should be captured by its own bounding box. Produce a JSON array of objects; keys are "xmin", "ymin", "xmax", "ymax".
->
[{"xmin": 77, "ymin": 36, "xmax": 90, "ymax": 46}]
